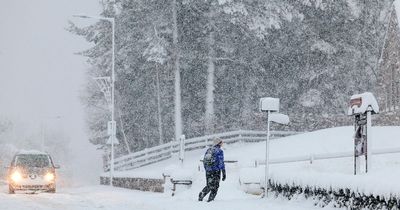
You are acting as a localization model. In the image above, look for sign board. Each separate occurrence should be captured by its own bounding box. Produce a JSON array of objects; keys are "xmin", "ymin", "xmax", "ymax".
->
[
  {"xmin": 259, "ymin": 97, "xmax": 279, "ymax": 112},
  {"xmin": 347, "ymin": 92, "xmax": 379, "ymax": 116},
  {"xmin": 350, "ymin": 97, "xmax": 362, "ymax": 108},
  {"xmin": 269, "ymin": 113, "xmax": 290, "ymax": 125},
  {"xmin": 106, "ymin": 136, "xmax": 120, "ymax": 145},
  {"xmin": 107, "ymin": 121, "xmax": 116, "ymax": 136},
  {"xmin": 354, "ymin": 126, "xmax": 366, "ymax": 157}
]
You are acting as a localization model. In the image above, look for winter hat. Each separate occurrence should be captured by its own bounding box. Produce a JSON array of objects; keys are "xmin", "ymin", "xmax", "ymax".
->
[{"xmin": 213, "ymin": 137, "xmax": 223, "ymax": 145}]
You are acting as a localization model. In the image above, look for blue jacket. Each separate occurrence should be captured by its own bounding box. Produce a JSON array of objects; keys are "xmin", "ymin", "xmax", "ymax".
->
[{"xmin": 204, "ymin": 145, "xmax": 225, "ymax": 172}]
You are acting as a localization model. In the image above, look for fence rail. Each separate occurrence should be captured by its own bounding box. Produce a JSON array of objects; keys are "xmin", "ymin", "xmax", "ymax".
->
[
  {"xmin": 254, "ymin": 147, "xmax": 400, "ymax": 166},
  {"xmin": 106, "ymin": 130, "xmax": 300, "ymax": 171},
  {"xmin": 106, "ymin": 129, "xmax": 400, "ymax": 173}
]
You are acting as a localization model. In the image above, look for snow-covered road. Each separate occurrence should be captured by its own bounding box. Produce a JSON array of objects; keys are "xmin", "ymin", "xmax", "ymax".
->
[{"xmin": 0, "ymin": 184, "xmax": 337, "ymax": 210}]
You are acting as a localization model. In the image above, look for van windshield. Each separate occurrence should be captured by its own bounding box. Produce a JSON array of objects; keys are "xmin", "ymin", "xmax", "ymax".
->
[{"xmin": 15, "ymin": 154, "xmax": 51, "ymax": 168}]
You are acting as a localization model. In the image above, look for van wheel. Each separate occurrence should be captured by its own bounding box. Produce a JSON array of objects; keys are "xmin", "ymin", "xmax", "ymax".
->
[{"xmin": 8, "ymin": 185, "xmax": 15, "ymax": 194}]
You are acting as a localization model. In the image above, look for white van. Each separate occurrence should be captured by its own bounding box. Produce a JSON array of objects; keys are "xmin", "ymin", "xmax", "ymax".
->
[{"xmin": 7, "ymin": 150, "xmax": 60, "ymax": 194}]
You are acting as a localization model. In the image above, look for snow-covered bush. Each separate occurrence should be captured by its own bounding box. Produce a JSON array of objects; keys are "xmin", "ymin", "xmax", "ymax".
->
[{"xmin": 269, "ymin": 180, "xmax": 400, "ymax": 209}]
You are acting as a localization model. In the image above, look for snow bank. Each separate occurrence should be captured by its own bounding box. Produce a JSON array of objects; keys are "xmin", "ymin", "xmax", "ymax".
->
[{"xmin": 164, "ymin": 164, "xmax": 195, "ymax": 181}]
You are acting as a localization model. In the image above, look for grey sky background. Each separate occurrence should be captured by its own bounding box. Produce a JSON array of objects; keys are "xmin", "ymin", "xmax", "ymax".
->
[{"xmin": 0, "ymin": 0, "xmax": 100, "ymax": 122}]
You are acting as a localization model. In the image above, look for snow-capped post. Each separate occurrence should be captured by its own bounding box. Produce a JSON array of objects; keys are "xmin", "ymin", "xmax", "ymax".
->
[
  {"xmin": 179, "ymin": 135, "xmax": 185, "ymax": 165},
  {"xmin": 347, "ymin": 92, "xmax": 379, "ymax": 175},
  {"xmin": 259, "ymin": 97, "xmax": 289, "ymax": 197}
]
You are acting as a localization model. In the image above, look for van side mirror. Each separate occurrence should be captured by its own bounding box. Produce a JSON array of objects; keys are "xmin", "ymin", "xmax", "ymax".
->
[{"xmin": 54, "ymin": 164, "xmax": 60, "ymax": 169}]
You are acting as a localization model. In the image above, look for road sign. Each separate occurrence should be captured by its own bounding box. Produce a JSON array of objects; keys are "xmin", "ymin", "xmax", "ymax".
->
[
  {"xmin": 269, "ymin": 113, "xmax": 290, "ymax": 125},
  {"xmin": 107, "ymin": 121, "xmax": 116, "ymax": 136},
  {"xmin": 106, "ymin": 136, "xmax": 120, "ymax": 145},
  {"xmin": 260, "ymin": 97, "xmax": 280, "ymax": 112}
]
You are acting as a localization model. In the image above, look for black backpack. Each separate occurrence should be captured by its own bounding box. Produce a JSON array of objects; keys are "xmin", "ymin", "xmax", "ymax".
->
[{"xmin": 203, "ymin": 147, "xmax": 217, "ymax": 168}]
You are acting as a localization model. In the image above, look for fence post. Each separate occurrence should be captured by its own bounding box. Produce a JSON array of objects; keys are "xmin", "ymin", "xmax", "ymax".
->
[
  {"xmin": 179, "ymin": 135, "xmax": 186, "ymax": 164},
  {"xmin": 310, "ymin": 154, "xmax": 314, "ymax": 164},
  {"xmin": 143, "ymin": 148, "xmax": 149, "ymax": 166},
  {"xmin": 169, "ymin": 142, "xmax": 173, "ymax": 157}
]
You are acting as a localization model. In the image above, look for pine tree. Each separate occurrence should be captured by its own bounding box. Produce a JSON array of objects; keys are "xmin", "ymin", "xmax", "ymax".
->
[{"xmin": 69, "ymin": 0, "xmax": 395, "ymax": 154}]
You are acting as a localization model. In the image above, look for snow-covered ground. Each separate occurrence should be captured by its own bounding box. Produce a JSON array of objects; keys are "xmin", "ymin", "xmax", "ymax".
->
[
  {"xmin": 2, "ymin": 126, "xmax": 399, "ymax": 210},
  {"xmin": 0, "ymin": 183, "xmax": 338, "ymax": 210},
  {"xmin": 111, "ymin": 126, "xmax": 400, "ymax": 197}
]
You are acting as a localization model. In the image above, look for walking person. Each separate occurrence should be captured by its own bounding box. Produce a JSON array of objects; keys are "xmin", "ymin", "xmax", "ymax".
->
[{"xmin": 198, "ymin": 137, "xmax": 226, "ymax": 202}]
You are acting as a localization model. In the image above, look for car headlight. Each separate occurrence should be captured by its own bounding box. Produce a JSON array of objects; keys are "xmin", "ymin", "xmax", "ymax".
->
[
  {"xmin": 44, "ymin": 172, "xmax": 55, "ymax": 182},
  {"xmin": 11, "ymin": 171, "xmax": 22, "ymax": 183}
]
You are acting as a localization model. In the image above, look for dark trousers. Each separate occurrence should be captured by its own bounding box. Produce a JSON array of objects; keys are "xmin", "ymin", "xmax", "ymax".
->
[{"xmin": 200, "ymin": 170, "xmax": 221, "ymax": 201}]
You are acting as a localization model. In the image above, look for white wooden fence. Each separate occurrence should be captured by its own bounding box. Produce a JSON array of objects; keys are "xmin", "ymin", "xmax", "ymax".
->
[
  {"xmin": 106, "ymin": 130, "xmax": 299, "ymax": 171},
  {"xmin": 255, "ymin": 147, "xmax": 400, "ymax": 166},
  {"xmin": 106, "ymin": 129, "xmax": 400, "ymax": 172}
]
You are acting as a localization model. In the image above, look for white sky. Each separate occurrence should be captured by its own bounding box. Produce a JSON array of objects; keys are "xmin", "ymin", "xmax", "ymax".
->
[
  {"xmin": 395, "ymin": 0, "xmax": 400, "ymax": 22},
  {"xmin": 0, "ymin": 0, "xmax": 100, "ymax": 122}
]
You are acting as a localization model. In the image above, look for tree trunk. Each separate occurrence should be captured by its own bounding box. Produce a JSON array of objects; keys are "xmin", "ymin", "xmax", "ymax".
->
[
  {"xmin": 117, "ymin": 108, "xmax": 131, "ymax": 153},
  {"xmin": 172, "ymin": 0, "xmax": 183, "ymax": 141},
  {"xmin": 155, "ymin": 64, "xmax": 164, "ymax": 145},
  {"xmin": 205, "ymin": 7, "xmax": 216, "ymax": 134}
]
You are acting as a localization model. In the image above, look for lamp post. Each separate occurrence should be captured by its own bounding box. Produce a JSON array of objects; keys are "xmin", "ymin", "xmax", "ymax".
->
[{"xmin": 73, "ymin": 15, "xmax": 116, "ymax": 186}]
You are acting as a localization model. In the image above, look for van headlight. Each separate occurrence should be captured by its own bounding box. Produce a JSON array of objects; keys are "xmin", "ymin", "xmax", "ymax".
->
[
  {"xmin": 44, "ymin": 173, "xmax": 55, "ymax": 182},
  {"xmin": 11, "ymin": 171, "xmax": 22, "ymax": 183}
]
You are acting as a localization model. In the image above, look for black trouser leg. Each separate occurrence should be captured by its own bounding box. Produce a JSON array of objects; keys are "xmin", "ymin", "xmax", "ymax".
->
[
  {"xmin": 207, "ymin": 171, "xmax": 221, "ymax": 201},
  {"xmin": 199, "ymin": 171, "xmax": 221, "ymax": 201},
  {"xmin": 199, "ymin": 184, "xmax": 211, "ymax": 200},
  {"xmin": 199, "ymin": 172, "xmax": 212, "ymax": 200}
]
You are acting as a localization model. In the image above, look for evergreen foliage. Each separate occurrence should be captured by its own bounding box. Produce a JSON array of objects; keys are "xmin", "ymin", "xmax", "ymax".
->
[{"xmin": 68, "ymin": 0, "xmax": 394, "ymax": 155}]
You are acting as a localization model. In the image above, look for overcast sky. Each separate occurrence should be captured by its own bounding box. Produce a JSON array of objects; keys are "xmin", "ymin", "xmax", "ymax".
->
[{"xmin": 0, "ymin": 0, "xmax": 100, "ymax": 123}]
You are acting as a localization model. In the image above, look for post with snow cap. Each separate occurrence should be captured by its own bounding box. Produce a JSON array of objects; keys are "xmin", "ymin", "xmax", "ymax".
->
[
  {"xmin": 259, "ymin": 97, "xmax": 289, "ymax": 197},
  {"xmin": 347, "ymin": 92, "xmax": 379, "ymax": 175}
]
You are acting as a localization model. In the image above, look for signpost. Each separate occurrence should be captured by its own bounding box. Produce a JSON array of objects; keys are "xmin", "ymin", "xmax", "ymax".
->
[
  {"xmin": 347, "ymin": 92, "xmax": 379, "ymax": 175},
  {"xmin": 259, "ymin": 97, "xmax": 289, "ymax": 197},
  {"xmin": 107, "ymin": 121, "xmax": 116, "ymax": 136}
]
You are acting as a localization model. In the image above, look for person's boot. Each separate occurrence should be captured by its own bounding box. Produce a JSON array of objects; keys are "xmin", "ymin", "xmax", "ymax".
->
[
  {"xmin": 207, "ymin": 191, "xmax": 217, "ymax": 202},
  {"xmin": 198, "ymin": 192, "xmax": 205, "ymax": 201}
]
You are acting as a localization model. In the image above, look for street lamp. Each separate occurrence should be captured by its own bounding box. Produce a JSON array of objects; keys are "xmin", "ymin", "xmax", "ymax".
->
[{"xmin": 73, "ymin": 14, "xmax": 116, "ymax": 186}]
